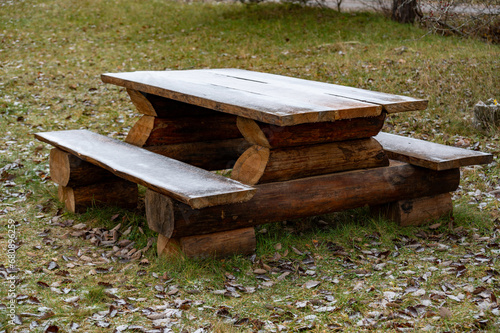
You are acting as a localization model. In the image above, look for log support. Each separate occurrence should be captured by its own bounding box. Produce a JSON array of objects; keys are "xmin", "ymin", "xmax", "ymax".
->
[
  {"xmin": 145, "ymin": 162, "xmax": 460, "ymax": 239},
  {"xmin": 237, "ymin": 113, "xmax": 386, "ymax": 148},
  {"xmin": 57, "ymin": 180, "xmax": 138, "ymax": 213},
  {"xmin": 157, "ymin": 228, "xmax": 256, "ymax": 259},
  {"xmin": 50, "ymin": 148, "xmax": 138, "ymax": 213},
  {"xmin": 370, "ymin": 193, "xmax": 453, "ymax": 226},
  {"xmin": 231, "ymin": 138, "xmax": 389, "ymax": 185}
]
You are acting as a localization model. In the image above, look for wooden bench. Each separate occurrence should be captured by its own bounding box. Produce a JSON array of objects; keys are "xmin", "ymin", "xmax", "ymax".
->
[
  {"xmin": 371, "ymin": 132, "xmax": 492, "ymax": 225},
  {"xmin": 35, "ymin": 69, "xmax": 493, "ymax": 259},
  {"xmin": 35, "ymin": 130, "xmax": 255, "ymax": 209}
]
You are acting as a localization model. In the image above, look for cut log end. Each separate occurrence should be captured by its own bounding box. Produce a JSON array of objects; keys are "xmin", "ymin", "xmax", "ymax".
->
[
  {"xmin": 231, "ymin": 145, "xmax": 270, "ymax": 185},
  {"xmin": 145, "ymin": 189, "xmax": 175, "ymax": 238},
  {"xmin": 125, "ymin": 115, "xmax": 155, "ymax": 146},
  {"xmin": 127, "ymin": 88, "xmax": 157, "ymax": 116}
]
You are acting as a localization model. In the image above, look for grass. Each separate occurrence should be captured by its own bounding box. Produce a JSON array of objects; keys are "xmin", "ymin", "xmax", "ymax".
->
[{"xmin": 0, "ymin": 0, "xmax": 499, "ymax": 332}]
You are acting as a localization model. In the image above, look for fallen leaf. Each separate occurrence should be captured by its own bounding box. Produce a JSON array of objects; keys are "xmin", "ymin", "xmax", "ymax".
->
[
  {"xmin": 303, "ymin": 280, "xmax": 320, "ymax": 289},
  {"xmin": 439, "ymin": 307, "xmax": 452, "ymax": 318}
]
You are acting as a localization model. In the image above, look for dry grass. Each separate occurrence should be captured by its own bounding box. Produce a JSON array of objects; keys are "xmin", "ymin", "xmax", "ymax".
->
[{"xmin": 0, "ymin": 0, "xmax": 499, "ymax": 332}]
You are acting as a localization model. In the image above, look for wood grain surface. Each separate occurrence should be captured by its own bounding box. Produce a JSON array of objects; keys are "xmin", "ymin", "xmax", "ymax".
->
[
  {"xmin": 375, "ymin": 132, "xmax": 493, "ymax": 170},
  {"xmin": 36, "ymin": 130, "xmax": 255, "ymax": 209},
  {"xmin": 237, "ymin": 113, "xmax": 386, "ymax": 148},
  {"xmin": 102, "ymin": 69, "xmax": 384, "ymax": 126},
  {"xmin": 146, "ymin": 161, "xmax": 460, "ymax": 238},
  {"xmin": 231, "ymin": 139, "xmax": 389, "ymax": 185}
]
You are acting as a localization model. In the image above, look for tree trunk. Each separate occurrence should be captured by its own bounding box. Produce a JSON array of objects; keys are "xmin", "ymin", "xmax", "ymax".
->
[{"xmin": 392, "ymin": 0, "xmax": 419, "ymax": 24}]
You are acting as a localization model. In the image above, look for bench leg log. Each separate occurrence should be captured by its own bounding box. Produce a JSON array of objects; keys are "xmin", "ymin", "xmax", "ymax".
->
[
  {"xmin": 50, "ymin": 148, "xmax": 138, "ymax": 213},
  {"xmin": 157, "ymin": 227, "xmax": 256, "ymax": 259},
  {"xmin": 58, "ymin": 180, "xmax": 138, "ymax": 213},
  {"xmin": 370, "ymin": 193, "xmax": 453, "ymax": 226}
]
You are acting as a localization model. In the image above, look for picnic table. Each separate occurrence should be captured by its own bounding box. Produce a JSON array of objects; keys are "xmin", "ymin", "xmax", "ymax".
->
[{"xmin": 36, "ymin": 69, "xmax": 492, "ymax": 258}]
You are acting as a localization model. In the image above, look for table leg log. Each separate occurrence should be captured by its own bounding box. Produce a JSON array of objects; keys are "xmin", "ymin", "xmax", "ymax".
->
[
  {"xmin": 157, "ymin": 227, "xmax": 256, "ymax": 258},
  {"xmin": 146, "ymin": 162, "xmax": 460, "ymax": 238},
  {"xmin": 58, "ymin": 180, "xmax": 138, "ymax": 213},
  {"xmin": 236, "ymin": 113, "xmax": 386, "ymax": 148},
  {"xmin": 231, "ymin": 138, "xmax": 389, "ymax": 185},
  {"xmin": 127, "ymin": 88, "xmax": 216, "ymax": 118},
  {"xmin": 370, "ymin": 193, "xmax": 453, "ymax": 226},
  {"xmin": 143, "ymin": 138, "xmax": 251, "ymax": 171},
  {"xmin": 125, "ymin": 114, "xmax": 242, "ymax": 146},
  {"xmin": 50, "ymin": 148, "xmax": 116, "ymax": 187}
]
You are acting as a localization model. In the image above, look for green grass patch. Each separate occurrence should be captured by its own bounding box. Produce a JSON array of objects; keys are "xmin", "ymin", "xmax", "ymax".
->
[{"xmin": 0, "ymin": 0, "xmax": 499, "ymax": 331}]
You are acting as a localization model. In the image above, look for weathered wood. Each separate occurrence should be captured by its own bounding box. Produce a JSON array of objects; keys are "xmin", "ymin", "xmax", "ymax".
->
[
  {"xmin": 58, "ymin": 180, "xmax": 138, "ymax": 213},
  {"xmin": 49, "ymin": 148, "xmax": 115, "ymax": 187},
  {"xmin": 127, "ymin": 88, "xmax": 157, "ymax": 116},
  {"xmin": 146, "ymin": 189, "xmax": 174, "ymax": 240},
  {"xmin": 207, "ymin": 69, "xmax": 428, "ymax": 113},
  {"xmin": 375, "ymin": 132, "xmax": 493, "ymax": 171},
  {"xmin": 144, "ymin": 138, "xmax": 251, "ymax": 171},
  {"xmin": 232, "ymin": 139, "xmax": 389, "ymax": 185},
  {"xmin": 102, "ymin": 70, "xmax": 383, "ymax": 126},
  {"xmin": 237, "ymin": 113, "xmax": 386, "ymax": 148},
  {"xmin": 35, "ymin": 130, "xmax": 256, "ymax": 209},
  {"xmin": 145, "ymin": 162, "xmax": 460, "ymax": 238},
  {"xmin": 157, "ymin": 228, "xmax": 256, "ymax": 259},
  {"xmin": 371, "ymin": 193, "xmax": 453, "ymax": 226},
  {"xmin": 125, "ymin": 114, "xmax": 241, "ymax": 147},
  {"xmin": 127, "ymin": 89, "xmax": 217, "ymax": 118}
]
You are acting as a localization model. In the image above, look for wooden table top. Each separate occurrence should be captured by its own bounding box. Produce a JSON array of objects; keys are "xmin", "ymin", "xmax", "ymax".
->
[{"xmin": 102, "ymin": 69, "xmax": 427, "ymax": 126}]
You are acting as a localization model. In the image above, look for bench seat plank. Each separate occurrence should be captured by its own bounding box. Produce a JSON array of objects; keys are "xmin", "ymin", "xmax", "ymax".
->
[
  {"xmin": 102, "ymin": 70, "xmax": 385, "ymax": 126},
  {"xmin": 375, "ymin": 132, "xmax": 493, "ymax": 170},
  {"xmin": 35, "ymin": 130, "xmax": 256, "ymax": 209}
]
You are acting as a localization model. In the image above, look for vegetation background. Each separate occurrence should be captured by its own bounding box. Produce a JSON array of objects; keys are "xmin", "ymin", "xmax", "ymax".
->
[{"xmin": 0, "ymin": 0, "xmax": 499, "ymax": 332}]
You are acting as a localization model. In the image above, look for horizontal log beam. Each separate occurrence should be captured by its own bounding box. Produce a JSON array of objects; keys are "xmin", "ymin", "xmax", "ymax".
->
[
  {"xmin": 237, "ymin": 113, "xmax": 386, "ymax": 148},
  {"xmin": 49, "ymin": 148, "xmax": 116, "ymax": 187},
  {"xmin": 231, "ymin": 138, "xmax": 389, "ymax": 185},
  {"xmin": 125, "ymin": 114, "xmax": 242, "ymax": 147},
  {"xmin": 157, "ymin": 227, "xmax": 256, "ymax": 259},
  {"xmin": 146, "ymin": 161, "xmax": 460, "ymax": 238},
  {"xmin": 144, "ymin": 138, "xmax": 251, "ymax": 171}
]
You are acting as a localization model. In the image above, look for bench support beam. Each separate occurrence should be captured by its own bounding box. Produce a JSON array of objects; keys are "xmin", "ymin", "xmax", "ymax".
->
[
  {"xmin": 146, "ymin": 162, "xmax": 460, "ymax": 239},
  {"xmin": 58, "ymin": 181, "xmax": 138, "ymax": 213},
  {"xmin": 370, "ymin": 193, "xmax": 453, "ymax": 226},
  {"xmin": 157, "ymin": 228, "xmax": 256, "ymax": 259}
]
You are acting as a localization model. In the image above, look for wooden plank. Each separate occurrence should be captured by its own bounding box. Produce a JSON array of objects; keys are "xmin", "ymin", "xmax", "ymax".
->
[
  {"xmin": 125, "ymin": 114, "xmax": 241, "ymax": 146},
  {"xmin": 237, "ymin": 113, "xmax": 386, "ymax": 148},
  {"xmin": 374, "ymin": 132, "xmax": 493, "ymax": 170},
  {"xmin": 102, "ymin": 70, "xmax": 382, "ymax": 126},
  {"xmin": 231, "ymin": 139, "xmax": 389, "ymax": 185},
  {"xmin": 146, "ymin": 161, "xmax": 460, "ymax": 238},
  {"xmin": 371, "ymin": 193, "xmax": 453, "ymax": 226},
  {"xmin": 35, "ymin": 130, "xmax": 256, "ymax": 209},
  {"xmin": 208, "ymin": 69, "xmax": 428, "ymax": 113}
]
